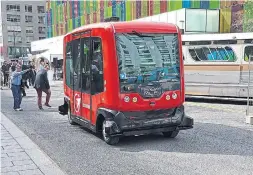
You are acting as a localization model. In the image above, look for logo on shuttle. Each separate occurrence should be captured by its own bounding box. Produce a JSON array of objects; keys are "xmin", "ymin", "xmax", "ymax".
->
[{"xmin": 74, "ymin": 93, "xmax": 81, "ymax": 112}]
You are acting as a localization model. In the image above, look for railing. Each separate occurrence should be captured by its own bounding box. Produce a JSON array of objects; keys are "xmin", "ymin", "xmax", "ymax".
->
[{"xmin": 246, "ymin": 55, "xmax": 253, "ymax": 124}]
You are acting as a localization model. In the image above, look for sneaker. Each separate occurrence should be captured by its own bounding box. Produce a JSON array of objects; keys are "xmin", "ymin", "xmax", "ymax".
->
[
  {"xmin": 15, "ymin": 108, "xmax": 23, "ymax": 111},
  {"xmin": 39, "ymin": 106, "xmax": 44, "ymax": 110},
  {"xmin": 44, "ymin": 103, "xmax": 52, "ymax": 107}
]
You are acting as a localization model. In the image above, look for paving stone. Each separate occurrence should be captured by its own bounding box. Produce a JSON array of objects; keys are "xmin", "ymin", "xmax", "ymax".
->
[
  {"xmin": 1, "ymin": 160, "xmax": 14, "ymax": 168},
  {"xmin": 7, "ymin": 152, "xmax": 28, "ymax": 158},
  {"xmin": 2, "ymin": 148, "xmax": 24, "ymax": 154},
  {"xmin": 1, "ymin": 153, "xmax": 9, "ymax": 158},
  {"xmin": 3, "ymin": 145, "xmax": 22, "ymax": 150},
  {"xmin": 1, "ymin": 137, "xmax": 14, "ymax": 140},
  {"xmin": 1, "ymin": 164, "xmax": 38, "ymax": 173},
  {"xmin": 1, "ymin": 156, "xmax": 31, "ymax": 161},
  {"xmin": 26, "ymin": 149, "xmax": 53, "ymax": 166},
  {"xmin": 19, "ymin": 169, "xmax": 44, "ymax": 175},
  {"xmin": 1, "ymin": 140, "xmax": 17, "ymax": 145},
  {"xmin": 1, "ymin": 112, "xmax": 66, "ymax": 175},
  {"xmin": 1, "ymin": 133, "xmax": 12, "ymax": 137},
  {"xmin": 15, "ymin": 137, "xmax": 37, "ymax": 150},
  {"xmin": 1, "ymin": 172, "xmax": 20, "ymax": 175},
  {"xmin": 12, "ymin": 159, "xmax": 34, "ymax": 166},
  {"xmin": 1, "ymin": 142, "xmax": 19, "ymax": 147}
]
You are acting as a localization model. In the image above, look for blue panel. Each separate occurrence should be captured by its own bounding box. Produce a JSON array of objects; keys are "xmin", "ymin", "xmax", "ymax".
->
[
  {"xmin": 182, "ymin": 0, "xmax": 191, "ymax": 8},
  {"xmin": 78, "ymin": 1, "xmax": 81, "ymax": 17},
  {"xmin": 73, "ymin": 18, "xmax": 75, "ymax": 29},
  {"xmin": 200, "ymin": 0, "xmax": 209, "ymax": 9},
  {"xmin": 45, "ymin": 13, "xmax": 48, "ymax": 26},
  {"xmin": 48, "ymin": 26, "xmax": 52, "ymax": 38},
  {"xmin": 112, "ymin": 0, "xmax": 117, "ymax": 16},
  {"xmin": 50, "ymin": 9, "xmax": 52, "ymax": 26},
  {"xmin": 77, "ymin": 18, "xmax": 81, "ymax": 27},
  {"xmin": 121, "ymin": 1, "xmax": 126, "ymax": 21},
  {"xmin": 72, "ymin": 1, "xmax": 75, "ymax": 19}
]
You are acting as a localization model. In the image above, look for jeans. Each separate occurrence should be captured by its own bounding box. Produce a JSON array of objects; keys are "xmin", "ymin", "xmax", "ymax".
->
[
  {"xmin": 4, "ymin": 74, "xmax": 9, "ymax": 86},
  {"xmin": 35, "ymin": 88, "xmax": 51, "ymax": 107},
  {"xmin": 11, "ymin": 85, "xmax": 22, "ymax": 109}
]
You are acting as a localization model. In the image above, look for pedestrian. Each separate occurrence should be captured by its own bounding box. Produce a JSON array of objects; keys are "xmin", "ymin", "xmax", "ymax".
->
[
  {"xmin": 34, "ymin": 63, "xmax": 51, "ymax": 110},
  {"xmin": 10, "ymin": 64, "xmax": 30, "ymax": 111},
  {"xmin": 29, "ymin": 63, "xmax": 36, "ymax": 86},
  {"xmin": 20, "ymin": 64, "xmax": 30, "ymax": 97},
  {"xmin": 8, "ymin": 62, "xmax": 17, "ymax": 88},
  {"xmin": 1, "ymin": 61, "xmax": 10, "ymax": 86},
  {"xmin": 38, "ymin": 58, "xmax": 45, "ymax": 72}
]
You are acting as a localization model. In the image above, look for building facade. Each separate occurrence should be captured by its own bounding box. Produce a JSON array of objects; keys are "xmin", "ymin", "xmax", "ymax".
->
[
  {"xmin": 45, "ymin": 0, "xmax": 253, "ymax": 38},
  {"xmin": 0, "ymin": 1, "xmax": 46, "ymax": 61}
]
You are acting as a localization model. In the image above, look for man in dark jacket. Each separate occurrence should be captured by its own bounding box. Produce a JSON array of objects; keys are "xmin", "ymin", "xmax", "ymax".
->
[
  {"xmin": 1, "ymin": 61, "xmax": 10, "ymax": 86},
  {"xmin": 21, "ymin": 64, "xmax": 30, "ymax": 96},
  {"xmin": 34, "ymin": 64, "xmax": 51, "ymax": 110}
]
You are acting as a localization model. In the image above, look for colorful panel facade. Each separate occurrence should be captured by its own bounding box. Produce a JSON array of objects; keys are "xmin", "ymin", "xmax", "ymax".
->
[{"xmin": 46, "ymin": 0, "xmax": 253, "ymax": 38}]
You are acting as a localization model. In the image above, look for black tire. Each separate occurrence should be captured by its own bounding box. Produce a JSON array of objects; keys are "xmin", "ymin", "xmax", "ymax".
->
[
  {"xmin": 102, "ymin": 121, "xmax": 119, "ymax": 145},
  {"xmin": 68, "ymin": 106, "xmax": 77, "ymax": 125},
  {"xmin": 162, "ymin": 130, "xmax": 179, "ymax": 138}
]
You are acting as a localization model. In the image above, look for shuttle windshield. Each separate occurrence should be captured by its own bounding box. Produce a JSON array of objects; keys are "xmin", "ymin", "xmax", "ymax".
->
[{"xmin": 115, "ymin": 32, "xmax": 181, "ymax": 96}]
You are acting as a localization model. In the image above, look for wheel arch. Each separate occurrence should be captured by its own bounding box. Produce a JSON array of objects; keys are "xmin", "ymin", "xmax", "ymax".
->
[{"xmin": 96, "ymin": 108, "xmax": 117, "ymax": 133}]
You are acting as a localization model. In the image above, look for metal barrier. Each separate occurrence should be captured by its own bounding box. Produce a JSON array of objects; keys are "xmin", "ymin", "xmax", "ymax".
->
[{"xmin": 246, "ymin": 55, "xmax": 253, "ymax": 124}]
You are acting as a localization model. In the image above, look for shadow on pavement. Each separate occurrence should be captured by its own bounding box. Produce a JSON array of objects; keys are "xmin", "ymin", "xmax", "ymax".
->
[{"xmin": 115, "ymin": 122, "xmax": 253, "ymax": 156}]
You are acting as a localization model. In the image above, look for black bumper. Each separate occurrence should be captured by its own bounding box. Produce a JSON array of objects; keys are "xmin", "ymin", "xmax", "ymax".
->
[{"xmin": 103, "ymin": 106, "xmax": 194, "ymax": 137}]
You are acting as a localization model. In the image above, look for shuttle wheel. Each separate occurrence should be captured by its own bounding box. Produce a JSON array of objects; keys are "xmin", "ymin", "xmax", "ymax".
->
[
  {"xmin": 162, "ymin": 130, "xmax": 179, "ymax": 138},
  {"xmin": 68, "ymin": 106, "xmax": 77, "ymax": 125},
  {"xmin": 102, "ymin": 121, "xmax": 119, "ymax": 145}
]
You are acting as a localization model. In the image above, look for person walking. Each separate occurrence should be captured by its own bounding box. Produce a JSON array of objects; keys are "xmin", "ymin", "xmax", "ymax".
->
[
  {"xmin": 34, "ymin": 63, "xmax": 51, "ymax": 110},
  {"xmin": 38, "ymin": 58, "xmax": 45, "ymax": 72},
  {"xmin": 28, "ymin": 62, "xmax": 36, "ymax": 86},
  {"xmin": 10, "ymin": 64, "xmax": 30, "ymax": 111},
  {"xmin": 21, "ymin": 63, "xmax": 30, "ymax": 97},
  {"xmin": 1, "ymin": 61, "xmax": 10, "ymax": 86}
]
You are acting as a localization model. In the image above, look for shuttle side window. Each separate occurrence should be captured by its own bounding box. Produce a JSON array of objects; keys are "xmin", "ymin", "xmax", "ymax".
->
[
  {"xmin": 91, "ymin": 38, "xmax": 104, "ymax": 95},
  {"xmin": 81, "ymin": 38, "xmax": 91, "ymax": 93},
  {"xmin": 72, "ymin": 39, "xmax": 81, "ymax": 91},
  {"xmin": 65, "ymin": 42, "xmax": 72, "ymax": 88},
  {"xmin": 188, "ymin": 46, "xmax": 236, "ymax": 62},
  {"xmin": 244, "ymin": 46, "xmax": 253, "ymax": 62},
  {"xmin": 80, "ymin": 37, "xmax": 104, "ymax": 95}
]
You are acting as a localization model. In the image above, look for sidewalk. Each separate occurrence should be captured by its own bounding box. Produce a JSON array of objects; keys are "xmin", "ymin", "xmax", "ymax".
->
[{"xmin": 1, "ymin": 113, "xmax": 67, "ymax": 175}]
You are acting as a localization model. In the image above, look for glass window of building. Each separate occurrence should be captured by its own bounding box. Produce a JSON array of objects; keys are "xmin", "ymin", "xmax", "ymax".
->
[
  {"xmin": 25, "ymin": 16, "xmax": 33, "ymax": 23},
  {"xmin": 39, "ymin": 37, "xmax": 46, "ymax": 40},
  {"xmin": 25, "ymin": 5, "xmax": 32, "ymax": 12},
  {"xmin": 26, "ymin": 26, "xmax": 33, "ymax": 34},
  {"xmin": 38, "ymin": 16, "xmax": 45, "ymax": 24},
  {"xmin": 185, "ymin": 9, "xmax": 219, "ymax": 33},
  {"xmin": 6, "ymin": 4, "xmax": 20, "ymax": 12},
  {"xmin": 7, "ymin": 25, "xmax": 21, "ymax": 32},
  {"xmin": 7, "ymin": 14, "xmax": 20, "ymax": 22},
  {"xmin": 38, "ymin": 27, "xmax": 46, "ymax": 34},
  {"xmin": 37, "ymin": 6, "xmax": 45, "ymax": 13},
  {"xmin": 8, "ymin": 36, "xmax": 21, "ymax": 43},
  {"xmin": 26, "ymin": 36, "xmax": 34, "ymax": 43}
]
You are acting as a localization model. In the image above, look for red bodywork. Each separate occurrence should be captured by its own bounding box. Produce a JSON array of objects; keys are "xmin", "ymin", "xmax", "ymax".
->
[{"xmin": 63, "ymin": 21, "xmax": 185, "ymax": 126}]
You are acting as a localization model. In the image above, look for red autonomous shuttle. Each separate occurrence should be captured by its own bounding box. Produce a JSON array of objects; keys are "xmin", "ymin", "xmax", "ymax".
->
[{"xmin": 59, "ymin": 18, "xmax": 193, "ymax": 145}]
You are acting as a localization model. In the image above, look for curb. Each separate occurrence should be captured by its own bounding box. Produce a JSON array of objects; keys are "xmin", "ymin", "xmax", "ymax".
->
[{"xmin": 1, "ymin": 112, "xmax": 68, "ymax": 175}]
